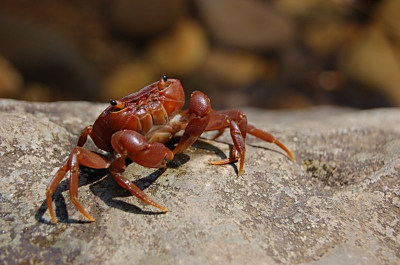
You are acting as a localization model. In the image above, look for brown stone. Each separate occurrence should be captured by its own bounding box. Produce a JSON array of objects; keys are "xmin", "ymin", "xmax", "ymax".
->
[
  {"xmin": 195, "ymin": 0, "xmax": 294, "ymax": 51},
  {"xmin": 146, "ymin": 19, "xmax": 209, "ymax": 76},
  {"xmin": 106, "ymin": 0, "xmax": 187, "ymax": 38}
]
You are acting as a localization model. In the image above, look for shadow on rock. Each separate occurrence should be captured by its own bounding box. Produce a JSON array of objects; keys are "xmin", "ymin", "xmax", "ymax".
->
[
  {"xmin": 247, "ymin": 142, "xmax": 294, "ymax": 162},
  {"xmin": 89, "ymin": 153, "xmax": 191, "ymax": 217},
  {"xmin": 35, "ymin": 167, "xmax": 108, "ymax": 225},
  {"xmin": 195, "ymin": 138, "xmax": 293, "ymax": 174},
  {"xmin": 35, "ymin": 139, "xmax": 284, "ymax": 224},
  {"xmin": 194, "ymin": 138, "xmax": 239, "ymax": 174},
  {"xmin": 35, "ymin": 152, "xmax": 195, "ymax": 224}
]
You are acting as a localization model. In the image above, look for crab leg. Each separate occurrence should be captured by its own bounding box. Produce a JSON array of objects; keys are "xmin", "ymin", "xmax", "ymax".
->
[
  {"xmin": 46, "ymin": 147, "xmax": 109, "ymax": 223},
  {"xmin": 110, "ymin": 130, "xmax": 174, "ymax": 212},
  {"xmin": 110, "ymin": 155, "xmax": 169, "ymax": 212},
  {"xmin": 112, "ymin": 170, "xmax": 170, "ymax": 212},
  {"xmin": 204, "ymin": 110, "xmax": 247, "ymax": 174},
  {"xmin": 205, "ymin": 109, "xmax": 294, "ymax": 175},
  {"xmin": 46, "ymin": 160, "xmax": 68, "ymax": 223},
  {"xmin": 247, "ymin": 125, "xmax": 294, "ymax": 161}
]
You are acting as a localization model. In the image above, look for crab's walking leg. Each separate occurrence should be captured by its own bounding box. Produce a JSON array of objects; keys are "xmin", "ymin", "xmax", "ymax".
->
[
  {"xmin": 205, "ymin": 110, "xmax": 247, "ymax": 175},
  {"xmin": 247, "ymin": 125, "xmax": 294, "ymax": 161},
  {"xmin": 205, "ymin": 109, "xmax": 294, "ymax": 175},
  {"xmin": 173, "ymin": 91, "xmax": 211, "ymax": 154},
  {"xmin": 46, "ymin": 147, "xmax": 109, "ymax": 223},
  {"xmin": 111, "ymin": 158, "xmax": 170, "ymax": 212},
  {"xmin": 110, "ymin": 130, "xmax": 174, "ymax": 212},
  {"xmin": 46, "ymin": 160, "xmax": 68, "ymax": 223}
]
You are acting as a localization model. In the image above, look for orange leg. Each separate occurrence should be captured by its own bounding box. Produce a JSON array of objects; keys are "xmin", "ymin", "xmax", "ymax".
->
[
  {"xmin": 46, "ymin": 147, "xmax": 110, "ymax": 223},
  {"xmin": 110, "ymin": 130, "xmax": 174, "ymax": 212}
]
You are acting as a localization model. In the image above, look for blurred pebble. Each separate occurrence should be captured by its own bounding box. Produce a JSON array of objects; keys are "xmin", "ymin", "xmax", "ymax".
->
[
  {"xmin": 376, "ymin": 0, "xmax": 400, "ymax": 43},
  {"xmin": 102, "ymin": 61, "xmax": 157, "ymax": 100},
  {"xmin": 341, "ymin": 24, "xmax": 400, "ymax": 106},
  {"xmin": 146, "ymin": 19, "xmax": 209, "ymax": 76},
  {"xmin": 19, "ymin": 83, "xmax": 52, "ymax": 102},
  {"xmin": 106, "ymin": 0, "xmax": 187, "ymax": 38},
  {"xmin": 302, "ymin": 20, "xmax": 356, "ymax": 56},
  {"xmin": 0, "ymin": 55, "xmax": 23, "ymax": 98},
  {"xmin": 0, "ymin": 13, "xmax": 99, "ymax": 100},
  {"xmin": 0, "ymin": 0, "xmax": 398, "ymax": 109},
  {"xmin": 195, "ymin": 0, "xmax": 294, "ymax": 51},
  {"xmin": 200, "ymin": 49, "xmax": 277, "ymax": 87},
  {"xmin": 274, "ymin": 0, "xmax": 349, "ymax": 18},
  {"xmin": 248, "ymin": 83, "xmax": 313, "ymax": 109}
]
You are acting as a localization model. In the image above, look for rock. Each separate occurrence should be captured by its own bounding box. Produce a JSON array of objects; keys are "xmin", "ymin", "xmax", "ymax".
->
[
  {"xmin": 195, "ymin": 0, "xmax": 294, "ymax": 51},
  {"xmin": 301, "ymin": 19, "xmax": 354, "ymax": 56},
  {"xmin": 0, "ymin": 55, "xmax": 23, "ymax": 98},
  {"xmin": 248, "ymin": 84, "xmax": 314, "ymax": 109},
  {"xmin": 200, "ymin": 49, "xmax": 277, "ymax": 87},
  {"xmin": 274, "ymin": 0, "xmax": 350, "ymax": 18},
  {"xmin": 106, "ymin": 0, "xmax": 187, "ymax": 39},
  {"xmin": 376, "ymin": 0, "xmax": 400, "ymax": 43},
  {"xmin": 341, "ymin": 25, "xmax": 400, "ymax": 106},
  {"xmin": 338, "ymin": 0, "xmax": 400, "ymax": 107},
  {"xmin": 0, "ymin": 13, "xmax": 100, "ymax": 101},
  {"xmin": 275, "ymin": 1, "xmax": 355, "ymax": 56},
  {"xmin": 0, "ymin": 100, "xmax": 400, "ymax": 264},
  {"xmin": 102, "ymin": 61, "xmax": 157, "ymax": 100},
  {"xmin": 19, "ymin": 83, "xmax": 53, "ymax": 102},
  {"xmin": 146, "ymin": 19, "xmax": 209, "ymax": 76}
]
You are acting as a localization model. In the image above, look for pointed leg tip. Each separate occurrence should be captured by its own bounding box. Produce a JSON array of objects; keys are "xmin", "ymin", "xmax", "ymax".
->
[
  {"xmin": 237, "ymin": 163, "xmax": 244, "ymax": 177},
  {"xmin": 49, "ymin": 210, "xmax": 57, "ymax": 224},
  {"xmin": 160, "ymin": 206, "xmax": 170, "ymax": 212},
  {"xmin": 152, "ymin": 202, "xmax": 170, "ymax": 213},
  {"xmin": 82, "ymin": 211, "xmax": 96, "ymax": 222}
]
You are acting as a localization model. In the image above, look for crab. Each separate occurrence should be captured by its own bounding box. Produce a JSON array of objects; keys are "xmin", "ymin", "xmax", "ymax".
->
[{"xmin": 46, "ymin": 75, "xmax": 294, "ymax": 223}]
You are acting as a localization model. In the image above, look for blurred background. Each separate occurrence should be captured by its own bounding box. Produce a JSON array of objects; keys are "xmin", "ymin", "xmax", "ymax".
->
[{"xmin": 0, "ymin": 0, "xmax": 399, "ymax": 109}]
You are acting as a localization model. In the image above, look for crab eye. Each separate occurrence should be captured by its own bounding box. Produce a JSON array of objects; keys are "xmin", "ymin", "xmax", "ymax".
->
[
  {"xmin": 110, "ymin": 99, "xmax": 125, "ymax": 109},
  {"xmin": 158, "ymin": 74, "xmax": 168, "ymax": 90}
]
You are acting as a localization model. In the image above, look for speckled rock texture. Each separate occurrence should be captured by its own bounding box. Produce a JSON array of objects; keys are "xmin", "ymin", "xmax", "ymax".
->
[{"xmin": 0, "ymin": 99, "xmax": 399, "ymax": 265}]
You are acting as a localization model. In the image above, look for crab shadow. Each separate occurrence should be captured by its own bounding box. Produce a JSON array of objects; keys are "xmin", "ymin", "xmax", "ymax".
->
[
  {"xmin": 35, "ymin": 139, "xmax": 229, "ymax": 224},
  {"xmin": 88, "ymin": 153, "xmax": 192, "ymax": 217},
  {"xmin": 246, "ymin": 142, "xmax": 293, "ymax": 161}
]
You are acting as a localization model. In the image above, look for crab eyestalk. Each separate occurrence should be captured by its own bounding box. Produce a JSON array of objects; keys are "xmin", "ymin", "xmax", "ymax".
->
[
  {"xmin": 158, "ymin": 74, "xmax": 168, "ymax": 90},
  {"xmin": 110, "ymin": 99, "xmax": 125, "ymax": 109}
]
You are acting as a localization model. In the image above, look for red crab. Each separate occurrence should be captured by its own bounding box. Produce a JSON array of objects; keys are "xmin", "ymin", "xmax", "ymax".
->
[{"xmin": 46, "ymin": 75, "xmax": 294, "ymax": 223}]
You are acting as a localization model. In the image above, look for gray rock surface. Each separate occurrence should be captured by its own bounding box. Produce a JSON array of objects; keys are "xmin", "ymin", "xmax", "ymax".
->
[{"xmin": 0, "ymin": 99, "xmax": 399, "ymax": 264}]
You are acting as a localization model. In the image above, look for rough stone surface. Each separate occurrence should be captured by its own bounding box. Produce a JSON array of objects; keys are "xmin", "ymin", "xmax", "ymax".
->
[{"xmin": 0, "ymin": 99, "xmax": 399, "ymax": 265}]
